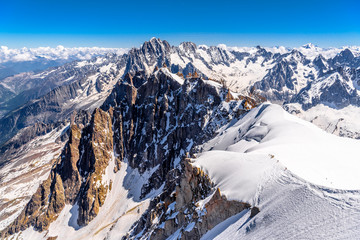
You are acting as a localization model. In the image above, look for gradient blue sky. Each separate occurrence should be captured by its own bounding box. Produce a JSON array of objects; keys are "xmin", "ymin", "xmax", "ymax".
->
[{"xmin": 1, "ymin": 0, "xmax": 360, "ymax": 48}]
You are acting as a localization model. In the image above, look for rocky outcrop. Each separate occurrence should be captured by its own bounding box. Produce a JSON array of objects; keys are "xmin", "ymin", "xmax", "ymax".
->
[
  {"xmin": 122, "ymin": 38, "xmax": 171, "ymax": 75},
  {"xmin": 245, "ymin": 46, "xmax": 275, "ymax": 65},
  {"xmin": 0, "ymin": 124, "xmax": 83, "ymax": 237},
  {"xmin": 250, "ymin": 207, "xmax": 260, "ymax": 218},
  {"xmin": 125, "ymin": 159, "xmax": 252, "ymax": 240},
  {"xmin": 313, "ymin": 54, "xmax": 329, "ymax": 74},
  {"xmin": 0, "ymin": 107, "xmax": 114, "ymax": 236},
  {"xmin": 1, "ymin": 166, "xmax": 64, "ymax": 236},
  {"xmin": 77, "ymin": 108, "xmax": 114, "ymax": 225},
  {"xmin": 57, "ymin": 124, "xmax": 82, "ymax": 204},
  {"xmin": 0, "ymin": 109, "xmax": 91, "ymax": 168}
]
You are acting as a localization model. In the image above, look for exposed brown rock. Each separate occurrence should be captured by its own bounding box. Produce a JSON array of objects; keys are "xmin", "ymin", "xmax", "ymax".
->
[
  {"xmin": 250, "ymin": 206, "xmax": 260, "ymax": 218},
  {"xmin": 77, "ymin": 108, "xmax": 114, "ymax": 226},
  {"xmin": 46, "ymin": 236, "xmax": 58, "ymax": 240},
  {"xmin": 225, "ymin": 89, "xmax": 235, "ymax": 102},
  {"xmin": 58, "ymin": 124, "xmax": 82, "ymax": 204},
  {"xmin": 195, "ymin": 188, "xmax": 251, "ymax": 235},
  {"xmin": 1, "ymin": 167, "xmax": 65, "ymax": 237},
  {"xmin": 0, "ymin": 109, "xmax": 114, "ymax": 236},
  {"xmin": 112, "ymin": 109, "xmax": 124, "ymax": 173}
]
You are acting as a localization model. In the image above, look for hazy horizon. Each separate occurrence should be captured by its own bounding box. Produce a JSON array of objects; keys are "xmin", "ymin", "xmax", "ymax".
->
[{"xmin": 2, "ymin": 34, "xmax": 360, "ymax": 50}]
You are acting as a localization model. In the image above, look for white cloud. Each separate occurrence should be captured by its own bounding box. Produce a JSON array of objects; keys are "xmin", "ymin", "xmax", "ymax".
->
[{"xmin": 0, "ymin": 46, "xmax": 129, "ymax": 63}]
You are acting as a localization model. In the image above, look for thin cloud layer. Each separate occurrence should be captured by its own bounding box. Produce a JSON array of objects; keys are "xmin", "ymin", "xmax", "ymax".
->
[{"xmin": 0, "ymin": 46, "xmax": 128, "ymax": 63}]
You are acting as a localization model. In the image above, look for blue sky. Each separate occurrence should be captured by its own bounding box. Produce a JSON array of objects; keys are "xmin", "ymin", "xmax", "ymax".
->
[{"xmin": 1, "ymin": 0, "xmax": 360, "ymax": 48}]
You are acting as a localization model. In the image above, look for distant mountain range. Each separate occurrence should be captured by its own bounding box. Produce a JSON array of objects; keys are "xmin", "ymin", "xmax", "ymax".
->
[
  {"xmin": 0, "ymin": 46, "xmax": 128, "ymax": 81},
  {"xmin": 1, "ymin": 38, "xmax": 359, "ymax": 146}
]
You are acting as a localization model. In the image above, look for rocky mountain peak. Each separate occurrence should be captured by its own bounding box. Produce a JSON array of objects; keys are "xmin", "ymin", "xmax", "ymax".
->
[
  {"xmin": 333, "ymin": 48, "xmax": 355, "ymax": 66},
  {"xmin": 179, "ymin": 42, "xmax": 197, "ymax": 53},
  {"xmin": 289, "ymin": 49, "xmax": 305, "ymax": 61},
  {"xmin": 254, "ymin": 46, "xmax": 273, "ymax": 60},
  {"xmin": 141, "ymin": 37, "xmax": 171, "ymax": 56},
  {"xmin": 313, "ymin": 54, "xmax": 328, "ymax": 71}
]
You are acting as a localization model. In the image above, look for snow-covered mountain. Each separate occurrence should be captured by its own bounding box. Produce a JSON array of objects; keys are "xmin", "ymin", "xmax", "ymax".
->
[
  {"xmin": 1, "ymin": 39, "xmax": 360, "ymax": 239},
  {"xmin": 0, "ymin": 46, "xmax": 128, "ymax": 81},
  {"xmin": 0, "ymin": 46, "xmax": 127, "ymax": 116}
]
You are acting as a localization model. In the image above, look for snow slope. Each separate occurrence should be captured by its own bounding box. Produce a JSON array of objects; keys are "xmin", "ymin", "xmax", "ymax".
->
[
  {"xmin": 9, "ymin": 160, "xmax": 163, "ymax": 240},
  {"xmin": 193, "ymin": 152, "xmax": 282, "ymax": 205},
  {"xmin": 192, "ymin": 103, "xmax": 360, "ymax": 239},
  {"xmin": 197, "ymin": 103, "xmax": 360, "ymax": 190},
  {"xmin": 201, "ymin": 170, "xmax": 360, "ymax": 240},
  {"xmin": 0, "ymin": 126, "xmax": 68, "ymax": 231}
]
